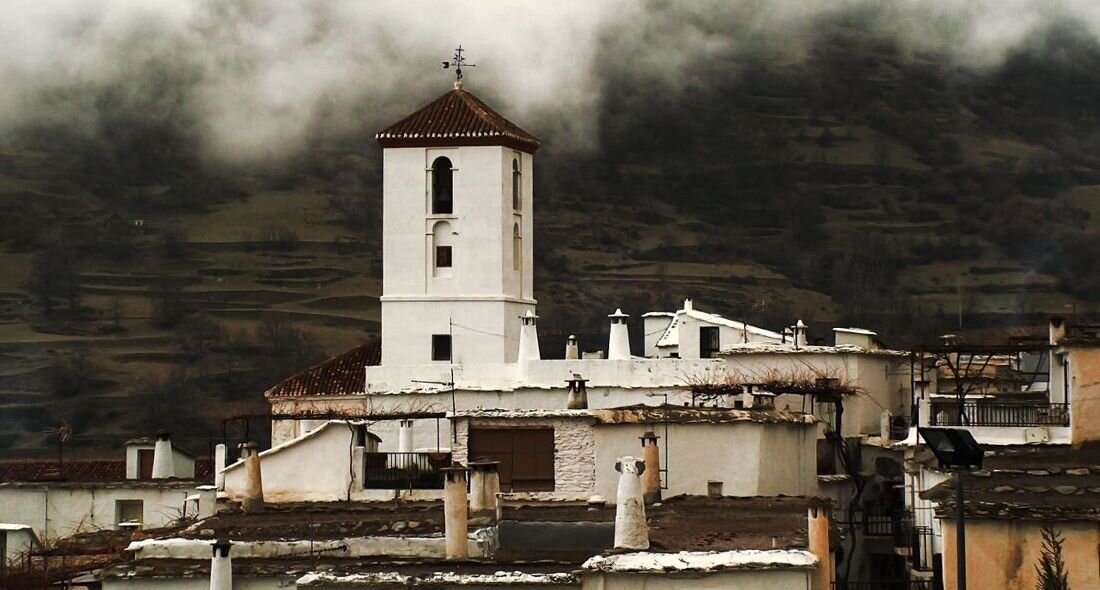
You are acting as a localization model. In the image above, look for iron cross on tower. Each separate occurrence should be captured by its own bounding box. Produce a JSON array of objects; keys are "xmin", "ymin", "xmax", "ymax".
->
[{"xmin": 442, "ymin": 45, "xmax": 475, "ymax": 87}]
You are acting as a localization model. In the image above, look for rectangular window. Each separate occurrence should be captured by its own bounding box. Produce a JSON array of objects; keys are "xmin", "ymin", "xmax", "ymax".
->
[
  {"xmin": 468, "ymin": 428, "xmax": 555, "ymax": 492},
  {"xmin": 432, "ymin": 334, "xmax": 452, "ymax": 362},
  {"xmin": 116, "ymin": 499, "xmax": 144, "ymax": 524},
  {"xmin": 700, "ymin": 326, "xmax": 720, "ymax": 358},
  {"xmin": 435, "ymin": 245, "xmax": 452, "ymax": 268},
  {"xmin": 138, "ymin": 449, "xmax": 154, "ymax": 479}
]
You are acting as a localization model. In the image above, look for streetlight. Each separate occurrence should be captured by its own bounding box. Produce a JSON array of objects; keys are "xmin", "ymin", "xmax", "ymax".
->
[{"xmin": 918, "ymin": 427, "xmax": 984, "ymax": 590}]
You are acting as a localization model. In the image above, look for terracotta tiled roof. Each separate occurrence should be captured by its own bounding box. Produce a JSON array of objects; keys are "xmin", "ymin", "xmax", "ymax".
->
[
  {"xmin": 0, "ymin": 459, "xmax": 125, "ymax": 482},
  {"xmin": 0, "ymin": 457, "xmax": 212, "ymax": 482},
  {"xmin": 265, "ymin": 340, "xmax": 381, "ymax": 399},
  {"xmin": 377, "ymin": 88, "xmax": 540, "ymax": 152}
]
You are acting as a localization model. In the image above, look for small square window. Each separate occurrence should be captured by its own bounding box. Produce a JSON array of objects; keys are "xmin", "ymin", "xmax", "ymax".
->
[
  {"xmin": 432, "ymin": 335, "xmax": 452, "ymax": 362},
  {"xmin": 436, "ymin": 246, "xmax": 452, "ymax": 268},
  {"xmin": 116, "ymin": 499, "xmax": 144, "ymax": 524}
]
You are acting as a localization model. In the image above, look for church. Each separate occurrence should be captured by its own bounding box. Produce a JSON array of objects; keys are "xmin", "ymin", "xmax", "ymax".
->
[{"xmin": 215, "ymin": 71, "xmax": 912, "ymax": 518}]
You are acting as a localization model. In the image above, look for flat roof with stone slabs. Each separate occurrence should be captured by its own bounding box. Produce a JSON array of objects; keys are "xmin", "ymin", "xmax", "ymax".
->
[{"xmin": 921, "ymin": 444, "xmax": 1100, "ymax": 520}]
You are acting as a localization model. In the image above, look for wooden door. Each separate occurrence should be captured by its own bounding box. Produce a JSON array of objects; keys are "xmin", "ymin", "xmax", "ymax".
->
[
  {"xmin": 138, "ymin": 449, "xmax": 154, "ymax": 479},
  {"xmin": 468, "ymin": 428, "xmax": 554, "ymax": 492}
]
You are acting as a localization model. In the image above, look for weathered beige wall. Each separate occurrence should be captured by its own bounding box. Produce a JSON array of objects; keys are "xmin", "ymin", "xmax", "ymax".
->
[
  {"xmin": 940, "ymin": 519, "xmax": 1100, "ymax": 590},
  {"xmin": 1068, "ymin": 345, "xmax": 1100, "ymax": 446}
]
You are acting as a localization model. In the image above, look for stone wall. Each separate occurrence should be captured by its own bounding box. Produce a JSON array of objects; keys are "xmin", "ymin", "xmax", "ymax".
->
[{"xmin": 453, "ymin": 416, "xmax": 596, "ymax": 500}]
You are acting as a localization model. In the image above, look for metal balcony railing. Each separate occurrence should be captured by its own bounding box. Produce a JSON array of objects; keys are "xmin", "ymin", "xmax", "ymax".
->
[
  {"xmin": 363, "ymin": 451, "xmax": 452, "ymax": 490},
  {"xmin": 834, "ymin": 581, "xmax": 935, "ymax": 590},
  {"xmin": 929, "ymin": 401, "xmax": 1069, "ymax": 427}
]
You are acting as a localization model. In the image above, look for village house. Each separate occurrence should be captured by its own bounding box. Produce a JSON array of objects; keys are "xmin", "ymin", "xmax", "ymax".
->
[
  {"xmin": 897, "ymin": 318, "xmax": 1100, "ymax": 589},
  {"xmin": 0, "ymin": 432, "xmax": 211, "ymax": 541},
  {"xmin": 7, "ymin": 69, "xmax": 948, "ymax": 590}
]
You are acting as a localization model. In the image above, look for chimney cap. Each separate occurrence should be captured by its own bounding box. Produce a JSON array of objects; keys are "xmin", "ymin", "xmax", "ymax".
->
[
  {"xmin": 683, "ymin": 298, "xmax": 693, "ymax": 311},
  {"xmin": 608, "ymin": 308, "xmax": 630, "ymax": 319},
  {"xmin": 568, "ymin": 334, "xmax": 577, "ymax": 341},
  {"xmin": 155, "ymin": 430, "xmax": 172, "ymax": 440},
  {"xmin": 795, "ymin": 319, "xmax": 806, "ymax": 328},
  {"xmin": 238, "ymin": 441, "xmax": 259, "ymax": 450}
]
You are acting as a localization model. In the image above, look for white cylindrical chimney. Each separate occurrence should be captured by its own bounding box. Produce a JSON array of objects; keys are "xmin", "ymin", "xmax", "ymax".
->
[
  {"xmin": 640, "ymin": 432, "xmax": 662, "ymax": 505},
  {"xmin": 517, "ymin": 310, "xmax": 541, "ymax": 366},
  {"xmin": 683, "ymin": 298, "xmax": 693, "ymax": 311},
  {"xmin": 209, "ymin": 540, "xmax": 232, "ymax": 590},
  {"xmin": 566, "ymin": 375, "xmax": 588, "ymax": 410},
  {"xmin": 808, "ymin": 503, "xmax": 833, "ymax": 590},
  {"xmin": 151, "ymin": 431, "xmax": 175, "ymax": 479},
  {"xmin": 608, "ymin": 309, "xmax": 631, "ymax": 360},
  {"xmin": 1050, "ymin": 316, "xmax": 1066, "ymax": 346},
  {"xmin": 613, "ymin": 456, "xmax": 649, "ymax": 550},
  {"xmin": 565, "ymin": 335, "xmax": 580, "ymax": 360},
  {"xmin": 468, "ymin": 461, "xmax": 501, "ymax": 522},
  {"xmin": 214, "ymin": 444, "xmax": 227, "ymax": 490},
  {"xmin": 197, "ymin": 485, "xmax": 218, "ymax": 520},
  {"xmin": 794, "ymin": 319, "xmax": 807, "ymax": 349},
  {"xmin": 442, "ymin": 465, "xmax": 469, "ymax": 559},
  {"xmin": 238, "ymin": 442, "xmax": 263, "ymax": 514},
  {"xmin": 398, "ymin": 420, "xmax": 414, "ymax": 454}
]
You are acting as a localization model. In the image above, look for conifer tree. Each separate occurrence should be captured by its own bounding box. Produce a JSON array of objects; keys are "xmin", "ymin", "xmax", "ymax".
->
[{"xmin": 1035, "ymin": 524, "xmax": 1070, "ymax": 590}]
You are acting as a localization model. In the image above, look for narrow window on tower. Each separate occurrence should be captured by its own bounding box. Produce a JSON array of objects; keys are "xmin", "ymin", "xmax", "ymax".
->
[
  {"xmin": 432, "ymin": 221, "xmax": 453, "ymax": 277},
  {"xmin": 436, "ymin": 246, "xmax": 452, "ymax": 268},
  {"xmin": 432, "ymin": 334, "xmax": 452, "ymax": 362},
  {"xmin": 431, "ymin": 156, "xmax": 453, "ymax": 214},
  {"xmin": 511, "ymin": 158, "xmax": 521, "ymax": 211},
  {"xmin": 512, "ymin": 223, "xmax": 522, "ymax": 271}
]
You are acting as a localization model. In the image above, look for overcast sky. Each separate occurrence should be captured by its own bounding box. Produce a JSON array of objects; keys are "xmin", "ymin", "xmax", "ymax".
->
[{"xmin": 2, "ymin": 0, "xmax": 1098, "ymax": 162}]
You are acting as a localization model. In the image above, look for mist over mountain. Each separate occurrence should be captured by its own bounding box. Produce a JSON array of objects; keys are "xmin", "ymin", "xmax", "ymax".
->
[{"xmin": 4, "ymin": 0, "xmax": 1100, "ymax": 452}]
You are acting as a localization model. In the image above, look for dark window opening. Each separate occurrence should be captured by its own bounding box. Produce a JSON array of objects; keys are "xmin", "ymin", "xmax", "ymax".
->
[
  {"xmin": 432, "ymin": 334, "xmax": 452, "ymax": 362},
  {"xmin": 436, "ymin": 245, "xmax": 452, "ymax": 268},
  {"xmin": 511, "ymin": 158, "xmax": 521, "ymax": 210},
  {"xmin": 469, "ymin": 428, "xmax": 554, "ymax": 492},
  {"xmin": 431, "ymin": 157, "xmax": 453, "ymax": 214},
  {"xmin": 700, "ymin": 326, "xmax": 720, "ymax": 358},
  {"xmin": 116, "ymin": 499, "xmax": 144, "ymax": 524}
]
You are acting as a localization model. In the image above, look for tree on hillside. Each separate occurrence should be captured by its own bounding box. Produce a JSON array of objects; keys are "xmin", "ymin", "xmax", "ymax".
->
[
  {"xmin": 176, "ymin": 312, "xmax": 224, "ymax": 361},
  {"xmin": 26, "ymin": 245, "xmax": 79, "ymax": 316},
  {"xmin": 1036, "ymin": 524, "xmax": 1070, "ymax": 590}
]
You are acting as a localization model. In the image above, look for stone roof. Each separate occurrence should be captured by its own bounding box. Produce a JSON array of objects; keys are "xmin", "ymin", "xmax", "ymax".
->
[
  {"xmin": 265, "ymin": 340, "xmax": 381, "ymax": 399},
  {"xmin": 376, "ymin": 88, "xmax": 539, "ymax": 153},
  {"xmin": 921, "ymin": 444, "xmax": 1100, "ymax": 520}
]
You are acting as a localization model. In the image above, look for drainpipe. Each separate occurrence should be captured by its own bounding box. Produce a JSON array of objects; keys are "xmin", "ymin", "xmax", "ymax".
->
[
  {"xmin": 209, "ymin": 540, "xmax": 232, "ymax": 590},
  {"xmin": 442, "ymin": 464, "xmax": 469, "ymax": 559},
  {"xmin": 640, "ymin": 432, "xmax": 662, "ymax": 505},
  {"xmin": 468, "ymin": 461, "xmax": 501, "ymax": 522},
  {"xmin": 808, "ymin": 502, "xmax": 832, "ymax": 590},
  {"xmin": 613, "ymin": 456, "xmax": 649, "ymax": 550},
  {"xmin": 238, "ymin": 442, "xmax": 263, "ymax": 514},
  {"xmin": 151, "ymin": 431, "xmax": 175, "ymax": 479}
]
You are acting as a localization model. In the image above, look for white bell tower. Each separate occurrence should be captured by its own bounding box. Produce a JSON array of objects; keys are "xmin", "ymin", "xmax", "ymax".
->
[{"xmin": 376, "ymin": 73, "xmax": 539, "ymax": 366}]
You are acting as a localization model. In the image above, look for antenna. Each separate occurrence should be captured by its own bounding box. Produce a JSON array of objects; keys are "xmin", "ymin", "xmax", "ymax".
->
[{"xmin": 441, "ymin": 44, "xmax": 476, "ymax": 88}]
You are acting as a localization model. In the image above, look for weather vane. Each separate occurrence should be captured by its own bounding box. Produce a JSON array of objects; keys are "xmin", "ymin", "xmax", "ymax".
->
[{"xmin": 442, "ymin": 45, "xmax": 475, "ymax": 88}]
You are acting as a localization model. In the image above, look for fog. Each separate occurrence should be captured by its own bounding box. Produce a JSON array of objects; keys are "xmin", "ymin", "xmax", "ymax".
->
[{"xmin": 1, "ymin": 0, "xmax": 1098, "ymax": 163}]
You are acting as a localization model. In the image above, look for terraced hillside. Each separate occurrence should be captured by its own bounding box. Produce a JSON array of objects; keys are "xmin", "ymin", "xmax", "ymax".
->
[{"xmin": 4, "ymin": 16, "xmax": 1100, "ymax": 453}]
